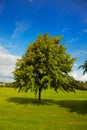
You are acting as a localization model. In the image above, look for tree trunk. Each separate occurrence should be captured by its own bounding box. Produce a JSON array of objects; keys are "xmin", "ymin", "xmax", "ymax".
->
[{"xmin": 38, "ymin": 87, "xmax": 42, "ymax": 102}]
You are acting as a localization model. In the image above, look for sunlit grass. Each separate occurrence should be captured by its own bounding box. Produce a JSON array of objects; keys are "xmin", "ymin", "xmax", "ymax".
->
[{"xmin": 0, "ymin": 87, "xmax": 87, "ymax": 130}]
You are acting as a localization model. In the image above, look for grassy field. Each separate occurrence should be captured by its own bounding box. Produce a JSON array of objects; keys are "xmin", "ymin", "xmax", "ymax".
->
[{"xmin": 0, "ymin": 87, "xmax": 87, "ymax": 130}]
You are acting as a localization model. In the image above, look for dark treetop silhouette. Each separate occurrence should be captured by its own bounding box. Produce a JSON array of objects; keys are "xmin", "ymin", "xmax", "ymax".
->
[{"xmin": 79, "ymin": 60, "xmax": 87, "ymax": 75}]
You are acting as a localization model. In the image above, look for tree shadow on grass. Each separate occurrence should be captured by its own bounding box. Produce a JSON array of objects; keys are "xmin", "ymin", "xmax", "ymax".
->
[
  {"xmin": 7, "ymin": 97, "xmax": 54, "ymax": 105},
  {"xmin": 56, "ymin": 100, "xmax": 87, "ymax": 115},
  {"xmin": 7, "ymin": 97, "xmax": 87, "ymax": 115}
]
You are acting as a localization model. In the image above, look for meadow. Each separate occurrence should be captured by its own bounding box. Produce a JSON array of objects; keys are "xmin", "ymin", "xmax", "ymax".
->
[{"xmin": 0, "ymin": 87, "xmax": 87, "ymax": 130}]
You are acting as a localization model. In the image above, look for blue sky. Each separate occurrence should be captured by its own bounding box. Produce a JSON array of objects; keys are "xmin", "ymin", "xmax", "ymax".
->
[{"xmin": 0, "ymin": 0, "xmax": 87, "ymax": 82}]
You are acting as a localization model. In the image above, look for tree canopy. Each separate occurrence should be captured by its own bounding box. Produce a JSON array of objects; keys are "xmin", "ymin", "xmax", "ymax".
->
[
  {"xmin": 79, "ymin": 60, "xmax": 87, "ymax": 75},
  {"xmin": 13, "ymin": 33, "xmax": 76, "ymax": 101}
]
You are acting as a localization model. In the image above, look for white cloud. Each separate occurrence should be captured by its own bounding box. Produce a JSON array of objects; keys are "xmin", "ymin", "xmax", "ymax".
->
[
  {"xmin": 70, "ymin": 63, "xmax": 87, "ymax": 82},
  {"xmin": 0, "ymin": 45, "xmax": 20, "ymax": 82},
  {"xmin": 0, "ymin": 38, "xmax": 8, "ymax": 42},
  {"xmin": 62, "ymin": 27, "xmax": 69, "ymax": 33},
  {"xmin": 12, "ymin": 21, "xmax": 30, "ymax": 39},
  {"xmin": 72, "ymin": 50, "xmax": 87, "ymax": 57},
  {"xmin": 70, "ymin": 70, "xmax": 87, "ymax": 82},
  {"xmin": 0, "ymin": 38, "xmax": 17, "ymax": 53},
  {"xmin": 68, "ymin": 38, "xmax": 79, "ymax": 44},
  {"xmin": 83, "ymin": 29, "xmax": 87, "ymax": 33},
  {"xmin": 7, "ymin": 41, "xmax": 17, "ymax": 49}
]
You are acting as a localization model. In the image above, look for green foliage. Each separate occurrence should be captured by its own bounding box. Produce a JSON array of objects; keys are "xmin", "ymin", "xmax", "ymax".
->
[
  {"xmin": 79, "ymin": 59, "xmax": 87, "ymax": 75},
  {"xmin": 0, "ymin": 83, "xmax": 14, "ymax": 88},
  {"xmin": 74, "ymin": 80, "xmax": 87, "ymax": 90},
  {"xmin": 13, "ymin": 33, "xmax": 76, "ymax": 100},
  {"xmin": 0, "ymin": 84, "xmax": 3, "ymax": 88}
]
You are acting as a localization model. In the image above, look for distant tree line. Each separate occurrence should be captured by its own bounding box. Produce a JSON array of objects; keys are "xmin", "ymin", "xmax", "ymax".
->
[
  {"xmin": 0, "ymin": 79, "xmax": 87, "ymax": 91},
  {"xmin": 73, "ymin": 80, "xmax": 87, "ymax": 90}
]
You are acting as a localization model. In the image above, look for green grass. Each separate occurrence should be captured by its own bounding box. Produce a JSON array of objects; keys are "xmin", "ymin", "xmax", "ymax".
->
[{"xmin": 0, "ymin": 87, "xmax": 87, "ymax": 130}]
